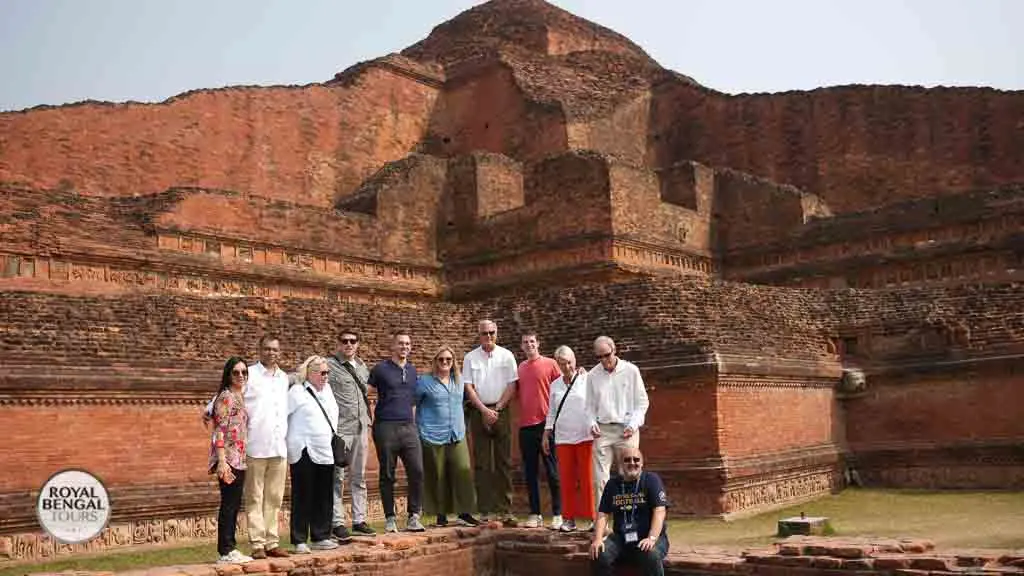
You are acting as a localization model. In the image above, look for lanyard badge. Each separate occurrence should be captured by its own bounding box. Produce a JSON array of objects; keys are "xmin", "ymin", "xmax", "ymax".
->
[{"xmin": 621, "ymin": 472, "xmax": 643, "ymax": 543}]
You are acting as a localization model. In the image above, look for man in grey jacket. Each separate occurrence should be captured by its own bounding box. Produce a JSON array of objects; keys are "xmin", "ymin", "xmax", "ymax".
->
[{"xmin": 326, "ymin": 329, "xmax": 376, "ymax": 538}]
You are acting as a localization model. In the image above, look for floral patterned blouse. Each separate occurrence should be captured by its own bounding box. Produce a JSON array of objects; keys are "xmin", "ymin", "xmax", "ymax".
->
[{"xmin": 209, "ymin": 388, "xmax": 248, "ymax": 473}]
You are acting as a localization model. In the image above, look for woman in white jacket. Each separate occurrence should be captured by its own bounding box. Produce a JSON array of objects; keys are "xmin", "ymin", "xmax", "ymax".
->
[
  {"xmin": 542, "ymin": 345, "xmax": 595, "ymax": 532},
  {"xmin": 286, "ymin": 356, "xmax": 341, "ymax": 553}
]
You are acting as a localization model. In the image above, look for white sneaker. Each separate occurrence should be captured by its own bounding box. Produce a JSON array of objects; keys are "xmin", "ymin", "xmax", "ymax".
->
[
  {"xmin": 524, "ymin": 514, "xmax": 542, "ymax": 528},
  {"xmin": 293, "ymin": 543, "xmax": 311, "ymax": 554},
  {"xmin": 559, "ymin": 520, "xmax": 577, "ymax": 532},
  {"xmin": 549, "ymin": 515, "xmax": 563, "ymax": 530},
  {"xmin": 311, "ymin": 539, "xmax": 338, "ymax": 550},
  {"xmin": 218, "ymin": 549, "xmax": 253, "ymax": 564},
  {"xmin": 384, "ymin": 516, "xmax": 399, "ymax": 533}
]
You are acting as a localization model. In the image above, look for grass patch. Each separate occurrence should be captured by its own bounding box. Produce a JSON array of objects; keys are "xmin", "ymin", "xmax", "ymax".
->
[{"xmin": 668, "ymin": 488, "xmax": 1024, "ymax": 551}]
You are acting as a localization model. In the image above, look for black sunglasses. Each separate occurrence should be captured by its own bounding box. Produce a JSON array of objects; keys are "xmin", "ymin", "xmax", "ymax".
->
[
  {"xmin": 597, "ymin": 352, "xmax": 614, "ymax": 359},
  {"xmin": 623, "ymin": 457, "xmax": 641, "ymax": 464},
  {"xmin": 480, "ymin": 331, "xmax": 496, "ymax": 336},
  {"xmin": 340, "ymin": 338, "xmax": 358, "ymax": 344},
  {"xmin": 231, "ymin": 370, "xmax": 248, "ymax": 377}
]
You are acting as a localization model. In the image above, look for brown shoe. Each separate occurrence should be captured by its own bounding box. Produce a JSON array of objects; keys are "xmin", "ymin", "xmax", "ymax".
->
[
  {"xmin": 266, "ymin": 547, "xmax": 290, "ymax": 558},
  {"xmin": 251, "ymin": 548, "xmax": 267, "ymax": 559}
]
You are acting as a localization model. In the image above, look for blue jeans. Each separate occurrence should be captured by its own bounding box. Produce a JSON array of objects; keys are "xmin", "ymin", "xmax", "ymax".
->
[{"xmin": 592, "ymin": 531, "xmax": 669, "ymax": 576}]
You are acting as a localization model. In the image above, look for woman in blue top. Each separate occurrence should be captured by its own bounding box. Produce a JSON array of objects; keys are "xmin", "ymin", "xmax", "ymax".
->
[{"xmin": 415, "ymin": 345, "xmax": 482, "ymax": 527}]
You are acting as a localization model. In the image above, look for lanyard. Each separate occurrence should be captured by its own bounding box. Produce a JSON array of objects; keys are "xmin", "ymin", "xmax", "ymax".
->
[{"xmin": 620, "ymin": 472, "xmax": 643, "ymax": 526}]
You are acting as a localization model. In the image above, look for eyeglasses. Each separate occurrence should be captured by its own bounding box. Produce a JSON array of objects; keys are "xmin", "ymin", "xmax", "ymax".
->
[
  {"xmin": 437, "ymin": 357, "xmax": 454, "ymax": 363},
  {"xmin": 480, "ymin": 331, "xmax": 496, "ymax": 336},
  {"xmin": 231, "ymin": 370, "xmax": 248, "ymax": 377},
  {"xmin": 597, "ymin": 352, "xmax": 614, "ymax": 360},
  {"xmin": 340, "ymin": 338, "xmax": 358, "ymax": 344},
  {"xmin": 623, "ymin": 457, "xmax": 641, "ymax": 464}
]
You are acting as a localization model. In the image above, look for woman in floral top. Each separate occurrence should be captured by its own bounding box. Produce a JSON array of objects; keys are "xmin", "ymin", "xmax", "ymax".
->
[{"xmin": 210, "ymin": 356, "xmax": 251, "ymax": 564}]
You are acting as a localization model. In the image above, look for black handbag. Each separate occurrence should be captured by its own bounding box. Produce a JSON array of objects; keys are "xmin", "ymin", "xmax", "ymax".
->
[{"xmin": 306, "ymin": 386, "xmax": 352, "ymax": 468}]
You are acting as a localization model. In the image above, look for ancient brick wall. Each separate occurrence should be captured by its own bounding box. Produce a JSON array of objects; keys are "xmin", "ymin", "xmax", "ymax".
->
[
  {"xmin": 422, "ymin": 63, "xmax": 568, "ymax": 163},
  {"xmin": 0, "ymin": 67, "xmax": 439, "ymax": 206},
  {"xmin": 650, "ymin": 79, "xmax": 1024, "ymax": 214}
]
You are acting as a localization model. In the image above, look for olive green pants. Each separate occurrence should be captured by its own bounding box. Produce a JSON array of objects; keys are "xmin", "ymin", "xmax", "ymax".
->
[{"xmin": 421, "ymin": 438, "xmax": 477, "ymax": 516}]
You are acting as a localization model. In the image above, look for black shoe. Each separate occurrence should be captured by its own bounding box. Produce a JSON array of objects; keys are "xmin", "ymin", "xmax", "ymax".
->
[
  {"xmin": 351, "ymin": 522, "xmax": 376, "ymax": 536},
  {"xmin": 457, "ymin": 513, "xmax": 481, "ymax": 527},
  {"xmin": 436, "ymin": 515, "xmax": 448, "ymax": 527},
  {"xmin": 332, "ymin": 525, "xmax": 353, "ymax": 542}
]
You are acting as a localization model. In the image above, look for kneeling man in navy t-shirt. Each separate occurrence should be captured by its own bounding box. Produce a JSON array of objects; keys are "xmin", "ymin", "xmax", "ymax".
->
[{"xmin": 590, "ymin": 447, "xmax": 669, "ymax": 575}]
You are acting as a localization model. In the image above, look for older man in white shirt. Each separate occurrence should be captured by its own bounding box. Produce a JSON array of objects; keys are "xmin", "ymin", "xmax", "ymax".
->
[
  {"xmin": 587, "ymin": 335, "xmax": 649, "ymax": 517},
  {"xmin": 463, "ymin": 319, "xmax": 520, "ymax": 526}
]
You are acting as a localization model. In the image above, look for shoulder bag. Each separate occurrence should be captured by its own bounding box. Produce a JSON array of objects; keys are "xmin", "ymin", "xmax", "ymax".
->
[{"xmin": 306, "ymin": 386, "xmax": 352, "ymax": 468}]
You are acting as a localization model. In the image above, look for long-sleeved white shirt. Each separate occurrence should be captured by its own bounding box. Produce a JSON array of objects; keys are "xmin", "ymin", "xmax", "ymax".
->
[
  {"xmin": 286, "ymin": 381, "xmax": 339, "ymax": 466},
  {"xmin": 544, "ymin": 372, "xmax": 592, "ymax": 445},
  {"xmin": 244, "ymin": 362, "xmax": 290, "ymax": 459},
  {"xmin": 586, "ymin": 358, "xmax": 649, "ymax": 431}
]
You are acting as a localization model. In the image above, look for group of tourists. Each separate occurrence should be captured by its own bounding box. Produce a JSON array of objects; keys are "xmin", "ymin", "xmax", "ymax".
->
[{"xmin": 205, "ymin": 320, "xmax": 673, "ymax": 575}]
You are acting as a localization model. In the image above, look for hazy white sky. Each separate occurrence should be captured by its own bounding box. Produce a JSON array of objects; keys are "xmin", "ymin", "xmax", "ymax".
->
[{"xmin": 1, "ymin": 0, "xmax": 1021, "ymax": 112}]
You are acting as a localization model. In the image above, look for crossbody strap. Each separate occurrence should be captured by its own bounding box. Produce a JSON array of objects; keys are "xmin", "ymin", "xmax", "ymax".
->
[
  {"xmin": 337, "ymin": 356, "xmax": 372, "ymax": 414},
  {"xmin": 552, "ymin": 374, "xmax": 578, "ymax": 430},
  {"xmin": 305, "ymin": 386, "xmax": 336, "ymax": 435}
]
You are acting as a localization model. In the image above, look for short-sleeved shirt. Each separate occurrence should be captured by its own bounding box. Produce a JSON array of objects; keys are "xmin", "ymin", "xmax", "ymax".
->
[
  {"xmin": 415, "ymin": 371, "xmax": 466, "ymax": 445},
  {"xmin": 516, "ymin": 356, "xmax": 561, "ymax": 428},
  {"xmin": 598, "ymin": 472, "xmax": 670, "ymax": 543},
  {"xmin": 368, "ymin": 359, "xmax": 417, "ymax": 423},
  {"xmin": 462, "ymin": 345, "xmax": 518, "ymax": 405}
]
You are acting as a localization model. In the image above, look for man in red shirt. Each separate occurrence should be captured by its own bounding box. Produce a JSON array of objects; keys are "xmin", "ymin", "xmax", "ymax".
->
[{"xmin": 516, "ymin": 332, "xmax": 563, "ymax": 529}]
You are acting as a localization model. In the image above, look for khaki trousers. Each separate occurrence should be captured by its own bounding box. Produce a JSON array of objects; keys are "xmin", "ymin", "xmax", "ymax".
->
[
  {"xmin": 592, "ymin": 424, "xmax": 640, "ymax": 515},
  {"xmin": 243, "ymin": 456, "xmax": 287, "ymax": 550}
]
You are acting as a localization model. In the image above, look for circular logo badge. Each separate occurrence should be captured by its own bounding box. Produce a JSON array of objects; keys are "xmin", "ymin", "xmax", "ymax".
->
[{"xmin": 36, "ymin": 469, "xmax": 111, "ymax": 544}]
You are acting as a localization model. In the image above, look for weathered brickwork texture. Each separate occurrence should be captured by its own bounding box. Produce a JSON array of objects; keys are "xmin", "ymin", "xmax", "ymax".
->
[{"xmin": 1, "ymin": 0, "xmax": 1023, "ymax": 558}]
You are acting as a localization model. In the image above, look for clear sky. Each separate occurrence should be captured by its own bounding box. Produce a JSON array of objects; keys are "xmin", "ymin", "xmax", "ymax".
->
[{"xmin": 1, "ymin": 0, "xmax": 1021, "ymax": 112}]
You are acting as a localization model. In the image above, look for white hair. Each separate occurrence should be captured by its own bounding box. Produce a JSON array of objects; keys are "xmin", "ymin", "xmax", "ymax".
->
[
  {"xmin": 553, "ymin": 345, "xmax": 575, "ymax": 362},
  {"xmin": 593, "ymin": 335, "xmax": 616, "ymax": 352}
]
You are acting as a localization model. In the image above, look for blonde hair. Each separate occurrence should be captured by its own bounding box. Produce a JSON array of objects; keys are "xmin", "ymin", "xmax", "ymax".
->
[
  {"xmin": 294, "ymin": 354, "xmax": 327, "ymax": 386},
  {"xmin": 432, "ymin": 345, "xmax": 461, "ymax": 383}
]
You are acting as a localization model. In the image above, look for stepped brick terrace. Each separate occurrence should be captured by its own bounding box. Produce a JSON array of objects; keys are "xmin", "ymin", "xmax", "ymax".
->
[{"xmin": 1, "ymin": 0, "xmax": 1023, "ymax": 567}]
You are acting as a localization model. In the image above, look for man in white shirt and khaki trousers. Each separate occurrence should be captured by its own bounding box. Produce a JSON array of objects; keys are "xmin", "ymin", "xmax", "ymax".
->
[
  {"xmin": 587, "ymin": 335, "xmax": 650, "ymax": 518},
  {"xmin": 243, "ymin": 336, "xmax": 292, "ymax": 559},
  {"xmin": 463, "ymin": 320, "xmax": 520, "ymax": 525}
]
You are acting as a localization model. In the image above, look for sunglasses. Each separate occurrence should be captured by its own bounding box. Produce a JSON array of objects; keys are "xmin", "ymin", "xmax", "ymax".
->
[
  {"xmin": 436, "ymin": 357, "xmax": 454, "ymax": 363},
  {"xmin": 623, "ymin": 457, "xmax": 641, "ymax": 464},
  {"xmin": 340, "ymin": 338, "xmax": 358, "ymax": 344},
  {"xmin": 318, "ymin": 370, "xmax": 329, "ymax": 375},
  {"xmin": 597, "ymin": 352, "xmax": 614, "ymax": 360},
  {"xmin": 231, "ymin": 370, "xmax": 248, "ymax": 377},
  {"xmin": 480, "ymin": 331, "xmax": 496, "ymax": 336}
]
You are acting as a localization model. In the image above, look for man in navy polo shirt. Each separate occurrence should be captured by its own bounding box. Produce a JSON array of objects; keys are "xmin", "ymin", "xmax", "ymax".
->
[
  {"xmin": 368, "ymin": 330, "xmax": 425, "ymax": 533},
  {"xmin": 590, "ymin": 447, "xmax": 669, "ymax": 575}
]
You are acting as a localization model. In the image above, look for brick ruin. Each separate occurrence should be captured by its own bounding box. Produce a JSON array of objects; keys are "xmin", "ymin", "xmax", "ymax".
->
[{"xmin": 1, "ymin": 0, "xmax": 1023, "ymax": 564}]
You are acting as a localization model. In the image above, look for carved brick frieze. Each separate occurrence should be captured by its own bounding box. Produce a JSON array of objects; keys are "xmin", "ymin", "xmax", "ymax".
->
[
  {"xmin": 716, "ymin": 375, "xmax": 837, "ymax": 389},
  {"xmin": 0, "ymin": 496, "xmax": 409, "ymax": 563},
  {"xmin": 155, "ymin": 233, "xmax": 439, "ymax": 290},
  {"xmin": 728, "ymin": 214, "xmax": 1023, "ymax": 274},
  {"xmin": 721, "ymin": 466, "xmax": 844, "ymax": 516},
  {"xmin": 612, "ymin": 241, "xmax": 715, "ymax": 276},
  {"xmin": 446, "ymin": 239, "xmax": 714, "ymax": 290},
  {"xmin": 0, "ymin": 392, "xmax": 208, "ymax": 406},
  {"xmin": 0, "ymin": 251, "xmax": 439, "ymax": 302}
]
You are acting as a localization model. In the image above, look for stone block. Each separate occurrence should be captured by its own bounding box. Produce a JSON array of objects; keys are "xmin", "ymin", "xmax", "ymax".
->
[{"xmin": 777, "ymin": 516, "xmax": 829, "ymax": 537}]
